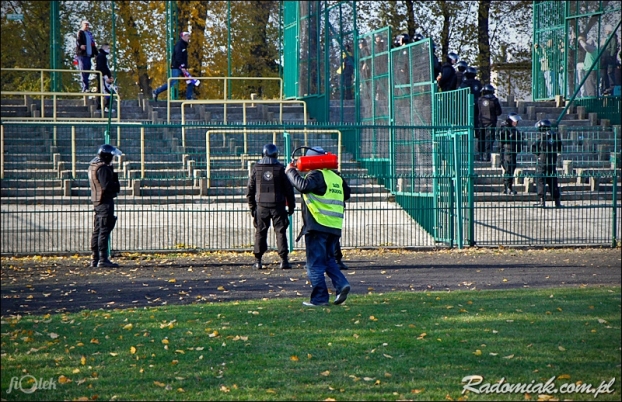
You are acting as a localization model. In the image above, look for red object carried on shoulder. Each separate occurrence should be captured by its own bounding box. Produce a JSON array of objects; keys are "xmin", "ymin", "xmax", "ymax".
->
[{"xmin": 295, "ymin": 152, "xmax": 338, "ymax": 171}]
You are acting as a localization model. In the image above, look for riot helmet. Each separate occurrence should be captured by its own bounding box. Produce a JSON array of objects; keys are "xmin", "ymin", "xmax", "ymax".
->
[
  {"xmin": 447, "ymin": 52, "xmax": 459, "ymax": 63},
  {"xmin": 456, "ymin": 60, "xmax": 468, "ymax": 71},
  {"xmin": 481, "ymin": 84, "xmax": 495, "ymax": 95},
  {"xmin": 394, "ymin": 33, "xmax": 410, "ymax": 47},
  {"xmin": 262, "ymin": 143, "xmax": 279, "ymax": 158},
  {"xmin": 507, "ymin": 112, "xmax": 522, "ymax": 124},
  {"xmin": 97, "ymin": 144, "xmax": 122, "ymax": 164},
  {"xmin": 535, "ymin": 119, "xmax": 552, "ymax": 131},
  {"xmin": 413, "ymin": 33, "xmax": 425, "ymax": 42},
  {"xmin": 464, "ymin": 66, "xmax": 477, "ymax": 78},
  {"xmin": 306, "ymin": 146, "xmax": 326, "ymax": 156}
]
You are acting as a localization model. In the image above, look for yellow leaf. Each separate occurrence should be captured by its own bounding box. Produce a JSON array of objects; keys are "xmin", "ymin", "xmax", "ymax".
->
[
  {"xmin": 558, "ymin": 346, "xmax": 566, "ymax": 351},
  {"xmin": 307, "ymin": 354, "xmax": 312, "ymax": 359},
  {"xmin": 90, "ymin": 338, "xmax": 99, "ymax": 344},
  {"xmin": 72, "ymin": 368, "xmax": 80, "ymax": 374},
  {"xmin": 363, "ymin": 377, "xmax": 375, "ymax": 381},
  {"xmin": 168, "ymin": 279, "xmax": 176, "ymax": 283},
  {"xmin": 473, "ymin": 349, "xmax": 482, "ymax": 356},
  {"xmin": 49, "ymin": 332, "xmax": 59, "ymax": 339},
  {"xmin": 369, "ymin": 316, "xmax": 378, "ymax": 321},
  {"xmin": 171, "ymin": 360, "xmax": 179, "ymax": 365},
  {"xmin": 411, "ymin": 389, "xmax": 424, "ymax": 394},
  {"xmin": 557, "ymin": 374, "xmax": 571, "ymax": 380},
  {"xmin": 320, "ymin": 370, "xmax": 330, "ymax": 376},
  {"xmin": 383, "ymin": 353, "xmax": 393, "ymax": 359},
  {"xmin": 177, "ymin": 388, "xmax": 185, "ymax": 393},
  {"xmin": 290, "ymin": 355, "xmax": 299, "ymax": 361},
  {"xmin": 109, "ymin": 352, "xmax": 118, "ymax": 356},
  {"xmin": 123, "ymin": 323, "xmax": 134, "ymax": 330},
  {"xmin": 353, "ymin": 334, "xmax": 359, "ymax": 339},
  {"xmin": 161, "ymin": 339, "xmax": 169, "ymax": 344},
  {"xmin": 489, "ymin": 352, "xmax": 498, "ymax": 356},
  {"xmin": 209, "ymin": 331, "xmax": 219, "ymax": 338},
  {"xmin": 154, "ymin": 381, "xmax": 166, "ymax": 387},
  {"xmin": 130, "ymin": 346, "xmax": 137, "ymax": 354},
  {"xmin": 503, "ymin": 278, "xmax": 508, "ymax": 282},
  {"xmin": 80, "ymin": 355, "xmax": 86, "ymax": 365},
  {"xmin": 58, "ymin": 375, "xmax": 70, "ymax": 384},
  {"xmin": 217, "ymin": 286, "xmax": 226, "ymax": 291},
  {"xmin": 220, "ymin": 385, "xmax": 230, "ymax": 392},
  {"xmin": 374, "ymin": 380, "xmax": 381, "ymax": 385},
  {"xmin": 384, "ymin": 372, "xmax": 392, "ymax": 378},
  {"xmin": 266, "ymin": 389, "xmax": 276, "ymax": 394},
  {"xmin": 503, "ymin": 354, "xmax": 515, "ymax": 359}
]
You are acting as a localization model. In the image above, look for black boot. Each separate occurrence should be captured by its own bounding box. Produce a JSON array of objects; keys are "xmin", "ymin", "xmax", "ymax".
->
[
  {"xmin": 279, "ymin": 256, "xmax": 292, "ymax": 270},
  {"xmin": 554, "ymin": 198, "xmax": 562, "ymax": 208},
  {"xmin": 91, "ymin": 253, "xmax": 99, "ymax": 267},
  {"xmin": 98, "ymin": 259, "xmax": 119, "ymax": 268},
  {"xmin": 534, "ymin": 197, "xmax": 545, "ymax": 208},
  {"xmin": 253, "ymin": 258, "xmax": 263, "ymax": 270}
]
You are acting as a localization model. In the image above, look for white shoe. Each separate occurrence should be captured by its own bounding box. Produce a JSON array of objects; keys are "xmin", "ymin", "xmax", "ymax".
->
[
  {"xmin": 333, "ymin": 285, "xmax": 351, "ymax": 305},
  {"xmin": 302, "ymin": 301, "xmax": 329, "ymax": 307}
]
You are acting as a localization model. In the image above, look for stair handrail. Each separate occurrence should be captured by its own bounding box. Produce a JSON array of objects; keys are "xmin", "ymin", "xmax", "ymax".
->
[{"xmin": 555, "ymin": 20, "xmax": 621, "ymax": 127}]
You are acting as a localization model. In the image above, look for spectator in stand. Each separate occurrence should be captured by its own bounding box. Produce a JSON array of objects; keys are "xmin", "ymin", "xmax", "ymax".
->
[
  {"xmin": 95, "ymin": 43, "xmax": 115, "ymax": 113},
  {"xmin": 152, "ymin": 31, "xmax": 194, "ymax": 101},
  {"xmin": 76, "ymin": 20, "xmax": 97, "ymax": 92},
  {"xmin": 578, "ymin": 34, "xmax": 598, "ymax": 97}
]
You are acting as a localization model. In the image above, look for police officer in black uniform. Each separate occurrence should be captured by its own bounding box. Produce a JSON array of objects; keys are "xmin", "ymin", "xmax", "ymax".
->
[
  {"xmin": 454, "ymin": 60, "xmax": 468, "ymax": 89},
  {"xmin": 498, "ymin": 112, "xmax": 523, "ymax": 195},
  {"xmin": 477, "ymin": 84, "xmax": 502, "ymax": 162},
  {"xmin": 89, "ymin": 144, "xmax": 122, "ymax": 268},
  {"xmin": 247, "ymin": 144, "xmax": 296, "ymax": 269},
  {"xmin": 437, "ymin": 52, "xmax": 459, "ymax": 92},
  {"xmin": 531, "ymin": 119, "xmax": 563, "ymax": 208},
  {"xmin": 460, "ymin": 67, "xmax": 482, "ymax": 141}
]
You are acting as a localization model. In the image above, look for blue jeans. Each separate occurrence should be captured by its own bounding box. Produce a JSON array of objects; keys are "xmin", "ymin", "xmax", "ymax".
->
[
  {"xmin": 78, "ymin": 56, "xmax": 92, "ymax": 91},
  {"xmin": 305, "ymin": 231, "xmax": 350, "ymax": 305},
  {"xmin": 154, "ymin": 69, "xmax": 194, "ymax": 100}
]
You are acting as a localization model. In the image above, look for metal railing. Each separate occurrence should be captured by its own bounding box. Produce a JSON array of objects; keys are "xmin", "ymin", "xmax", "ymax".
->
[
  {"xmin": 1, "ymin": 68, "xmax": 120, "ymax": 121},
  {"xmin": 164, "ymin": 76, "xmax": 283, "ymax": 122},
  {"xmin": 181, "ymin": 99, "xmax": 307, "ymax": 148}
]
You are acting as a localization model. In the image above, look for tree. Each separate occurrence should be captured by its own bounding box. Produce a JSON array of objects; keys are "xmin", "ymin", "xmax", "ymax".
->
[{"xmin": 477, "ymin": 0, "xmax": 492, "ymax": 84}]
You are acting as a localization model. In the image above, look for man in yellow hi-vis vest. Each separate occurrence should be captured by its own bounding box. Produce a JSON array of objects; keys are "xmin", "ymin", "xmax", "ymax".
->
[{"xmin": 285, "ymin": 147, "xmax": 352, "ymax": 306}]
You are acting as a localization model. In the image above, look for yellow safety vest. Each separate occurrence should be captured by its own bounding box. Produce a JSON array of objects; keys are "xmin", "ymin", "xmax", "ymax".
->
[{"xmin": 303, "ymin": 170, "xmax": 345, "ymax": 229}]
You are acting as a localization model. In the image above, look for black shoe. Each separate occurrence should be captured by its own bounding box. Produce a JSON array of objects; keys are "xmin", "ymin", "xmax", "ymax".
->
[
  {"xmin": 279, "ymin": 259, "xmax": 292, "ymax": 269},
  {"xmin": 334, "ymin": 285, "xmax": 351, "ymax": 305},
  {"xmin": 554, "ymin": 199, "xmax": 563, "ymax": 208},
  {"xmin": 90, "ymin": 259, "xmax": 99, "ymax": 268},
  {"xmin": 98, "ymin": 259, "xmax": 119, "ymax": 268},
  {"xmin": 253, "ymin": 259, "xmax": 263, "ymax": 270},
  {"xmin": 336, "ymin": 260, "xmax": 348, "ymax": 270}
]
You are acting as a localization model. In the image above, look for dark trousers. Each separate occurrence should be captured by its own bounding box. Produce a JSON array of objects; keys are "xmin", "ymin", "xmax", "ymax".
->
[
  {"xmin": 536, "ymin": 168, "xmax": 560, "ymax": 199},
  {"xmin": 91, "ymin": 202, "xmax": 116, "ymax": 260},
  {"xmin": 501, "ymin": 153, "xmax": 517, "ymax": 189},
  {"xmin": 78, "ymin": 56, "xmax": 92, "ymax": 91},
  {"xmin": 305, "ymin": 231, "xmax": 350, "ymax": 305},
  {"xmin": 253, "ymin": 205, "xmax": 289, "ymax": 259},
  {"xmin": 335, "ymin": 240, "xmax": 343, "ymax": 261}
]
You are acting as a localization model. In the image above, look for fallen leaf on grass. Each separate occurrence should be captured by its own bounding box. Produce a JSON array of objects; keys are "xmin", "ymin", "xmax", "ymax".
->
[
  {"xmin": 220, "ymin": 386, "xmax": 230, "ymax": 392},
  {"xmin": 130, "ymin": 346, "xmax": 137, "ymax": 354},
  {"xmin": 290, "ymin": 356, "xmax": 299, "ymax": 361},
  {"xmin": 123, "ymin": 323, "xmax": 133, "ymax": 330},
  {"xmin": 154, "ymin": 381, "xmax": 166, "ymax": 387},
  {"xmin": 558, "ymin": 346, "xmax": 566, "ymax": 351},
  {"xmin": 320, "ymin": 370, "xmax": 330, "ymax": 376},
  {"xmin": 49, "ymin": 332, "xmax": 59, "ymax": 339},
  {"xmin": 473, "ymin": 350, "xmax": 482, "ymax": 356},
  {"xmin": 503, "ymin": 354, "xmax": 515, "ymax": 359}
]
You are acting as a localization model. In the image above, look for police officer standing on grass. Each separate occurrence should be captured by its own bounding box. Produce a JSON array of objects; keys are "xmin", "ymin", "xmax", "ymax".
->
[
  {"xmin": 477, "ymin": 84, "xmax": 502, "ymax": 162},
  {"xmin": 247, "ymin": 144, "xmax": 296, "ymax": 270},
  {"xmin": 285, "ymin": 146, "xmax": 351, "ymax": 306},
  {"xmin": 89, "ymin": 144, "xmax": 122, "ymax": 268},
  {"xmin": 532, "ymin": 119, "xmax": 563, "ymax": 208},
  {"xmin": 498, "ymin": 112, "xmax": 523, "ymax": 195}
]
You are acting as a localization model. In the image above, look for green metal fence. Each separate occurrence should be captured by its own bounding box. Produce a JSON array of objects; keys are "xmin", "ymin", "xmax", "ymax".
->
[{"xmin": 1, "ymin": 121, "xmax": 619, "ymax": 255}]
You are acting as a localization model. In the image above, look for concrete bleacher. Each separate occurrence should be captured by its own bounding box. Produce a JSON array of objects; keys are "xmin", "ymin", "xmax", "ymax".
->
[{"xmin": 1, "ymin": 95, "xmax": 619, "ymax": 204}]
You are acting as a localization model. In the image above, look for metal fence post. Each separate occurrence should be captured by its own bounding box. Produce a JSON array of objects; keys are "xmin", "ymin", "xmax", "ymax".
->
[
  {"xmin": 453, "ymin": 130, "xmax": 463, "ymax": 249},
  {"xmin": 612, "ymin": 126, "xmax": 619, "ymax": 247},
  {"xmin": 283, "ymin": 131, "xmax": 293, "ymax": 253}
]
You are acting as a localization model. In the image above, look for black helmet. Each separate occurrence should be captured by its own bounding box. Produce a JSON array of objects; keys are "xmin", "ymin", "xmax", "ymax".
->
[
  {"xmin": 262, "ymin": 143, "xmax": 278, "ymax": 158},
  {"xmin": 465, "ymin": 66, "xmax": 477, "ymax": 78},
  {"xmin": 507, "ymin": 112, "xmax": 522, "ymax": 123},
  {"xmin": 358, "ymin": 38, "xmax": 367, "ymax": 46},
  {"xmin": 394, "ymin": 33, "xmax": 410, "ymax": 46},
  {"xmin": 535, "ymin": 119, "xmax": 552, "ymax": 131},
  {"xmin": 481, "ymin": 84, "xmax": 495, "ymax": 95},
  {"xmin": 413, "ymin": 33, "xmax": 425, "ymax": 42},
  {"xmin": 447, "ymin": 52, "xmax": 459, "ymax": 63},
  {"xmin": 306, "ymin": 146, "xmax": 326, "ymax": 156},
  {"xmin": 456, "ymin": 60, "xmax": 468, "ymax": 71},
  {"xmin": 97, "ymin": 144, "xmax": 122, "ymax": 164}
]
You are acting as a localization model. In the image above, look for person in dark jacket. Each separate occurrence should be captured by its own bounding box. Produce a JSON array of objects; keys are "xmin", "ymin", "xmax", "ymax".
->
[
  {"xmin": 477, "ymin": 84, "xmax": 502, "ymax": 162},
  {"xmin": 454, "ymin": 60, "xmax": 468, "ymax": 89},
  {"xmin": 531, "ymin": 119, "xmax": 563, "ymax": 208},
  {"xmin": 95, "ymin": 43, "xmax": 114, "ymax": 112},
  {"xmin": 498, "ymin": 113, "xmax": 523, "ymax": 195},
  {"xmin": 460, "ymin": 67, "xmax": 483, "ymax": 144},
  {"xmin": 247, "ymin": 144, "xmax": 296, "ymax": 270},
  {"xmin": 285, "ymin": 146, "xmax": 352, "ymax": 306},
  {"xmin": 437, "ymin": 52, "xmax": 459, "ymax": 92},
  {"xmin": 76, "ymin": 20, "xmax": 97, "ymax": 92},
  {"xmin": 89, "ymin": 144, "xmax": 122, "ymax": 268},
  {"xmin": 152, "ymin": 31, "xmax": 194, "ymax": 101}
]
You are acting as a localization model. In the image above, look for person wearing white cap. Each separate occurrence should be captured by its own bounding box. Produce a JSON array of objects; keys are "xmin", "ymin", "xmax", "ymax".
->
[
  {"xmin": 76, "ymin": 20, "xmax": 97, "ymax": 92},
  {"xmin": 152, "ymin": 31, "xmax": 194, "ymax": 101}
]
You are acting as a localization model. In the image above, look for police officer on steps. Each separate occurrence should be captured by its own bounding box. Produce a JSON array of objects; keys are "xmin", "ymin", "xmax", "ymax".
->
[
  {"xmin": 89, "ymin": 144, "xmax": 122, "ymax": 268},
  {"xmin": 498, "ymin": 112, "xmax": 523, "ymax": 195},
  {"xmin": 531, "ymin": 119, "xmax": 563, "ymax": 208},
  {"xmin": 247, "ymin": 144, "xmax": 296, "ymax": 269},
  {"xmin": 477, "ymin": 84, "xmax": 502, "ymax": 162}
]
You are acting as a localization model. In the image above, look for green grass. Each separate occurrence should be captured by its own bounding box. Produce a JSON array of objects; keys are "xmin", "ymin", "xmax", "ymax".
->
[{"xmin": 1, "ymin": 287, "xmax": 620, "ymax": 401}]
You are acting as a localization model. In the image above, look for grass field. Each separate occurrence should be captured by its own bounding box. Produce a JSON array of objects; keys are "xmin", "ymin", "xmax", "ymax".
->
[{"xmin": 1, "ymin": 286, "xmax": 620, "ymax": 401}]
